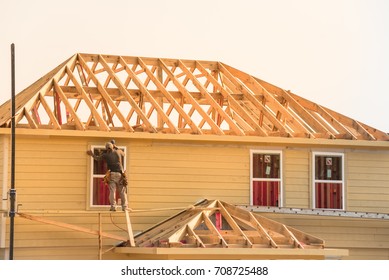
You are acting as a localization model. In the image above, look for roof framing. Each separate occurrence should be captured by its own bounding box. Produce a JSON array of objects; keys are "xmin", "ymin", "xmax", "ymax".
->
[
  {"xmin": 0, "ymin": 53, "xmax": 387, "ymax": 140},
  {"xmin": 115, "ymin": 199, "xmax": 348, "ymax": 259},
  {"xmin": 131, "ymin": 200, "xmax": 325, "ymax": 250}
]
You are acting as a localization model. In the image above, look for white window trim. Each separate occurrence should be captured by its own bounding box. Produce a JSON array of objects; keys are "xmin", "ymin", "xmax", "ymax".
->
[
  {"xmin": 250, "ymin": 149, "xmax": 283, "ymax": 206},
  {"xmin": 312, "ymin": 151, "xmax": 345, "ymax": 210},
  {"xmin": 89, "ymin": 145, "xmax": 127, "ymax": 208}
]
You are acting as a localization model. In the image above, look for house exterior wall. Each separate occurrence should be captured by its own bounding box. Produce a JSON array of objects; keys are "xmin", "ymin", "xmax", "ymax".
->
[
  {"xmin": 261, "ymin": 213, "xmax": 389, "ymax": 260},
  {"xmin": 0, "ymin": 135, "xmax": 7, "ymax": 259},
  {"xmin": 347, "ymin": 150, "xmax": 389, "ymax": 213},
  {"xmin": 0, "ymin": 130, "xmax": 389, "ymax": 259}
]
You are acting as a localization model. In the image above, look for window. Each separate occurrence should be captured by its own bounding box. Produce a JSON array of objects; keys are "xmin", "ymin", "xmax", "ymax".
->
[
  {"xmin": 89, "ymin": 145, "xmax": 126, "ymax": 208},
  {"xmin": 250, "ymin": 150, "xmax": 282, "ymax": 206},
  {"xmin": 313, "ymin": 152, "xmax": 344, "ymax": 209}
]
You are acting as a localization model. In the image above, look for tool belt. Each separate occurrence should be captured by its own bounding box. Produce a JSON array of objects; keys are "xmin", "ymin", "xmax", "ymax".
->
[
  {"xmin": 120, "ymin": 172, "xmax": 128, "ymax": 187},
  {"xmin": 103, "ymin": 170, "xmax": 111, "ymax": 184},
  {"xmin": 103, "ymin": 170, "xmax": 127, "ymax": 187}
]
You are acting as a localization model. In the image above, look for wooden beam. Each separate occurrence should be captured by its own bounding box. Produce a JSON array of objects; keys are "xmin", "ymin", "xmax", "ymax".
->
[
  {"xmin": 124, "ymin": 209, "xmax": 135, "ymax": 247},
  {"xmin": 77, "ymin": 54, "xmax": 134, "ymax": 132},
  {"xmin": 197, "ymin": 61, "xmax": 269, "ymax": 136},
  {"xmin": 159, "ymin": 58, "xmax": 225, "ymax": 135},
  {"xmin": 178, "ymin": 60, "xmax": 245, "ymax": 136},
  {"xmin": 138, "ymin": 58, "xmax": 203, "ymax": 134},
  {"xmin": 53, "ymin": 80, "xmax": 85, "ymax": 130},
  {"xmin": 187, "ymin": 225, "xmax": 206, "ymax": 248},
  {"xmin": 216, "ymin": 201, "xmax": 253, "ymax": 247},
  {"xmin": 249, "ymin": 212, "xmax": 278, "ymax": 248},
  {"xmin": 18, "ymin": 212, "xmax": 127, "ymax": 242},
  {"xmin": 217, "ymin": 63, "xmax": 288, "ymax": 135},
  {"xmin": 318, "ymin": 105, "xmax": 378, "ymax": 140},
  {"xmin": 118, "ymin": 56, "xmax": 179, "ymax": 134},
  {"xmin": 202, "ymin": 213, "xmax": 228, "ymax": 248},
  {"xmin": 38, "ymin": 93, "xmax": 61, "ymax": 129},
  {"xmin": 98, "ymin": 213, "xmax": 103, "ymax": 260},
  {"xmin": 22, "ymin": 107, "xmax": 38, "ymax": 129},
  {"xmin": 98, "ymin": 55, "xmax": 157, "ymax": 133},
  {"xmin": 66, "ymin": 66, "xmax": 110, "ymax": 131},
  {"xmin": 168, "ymin": 212, "xmax": 202, "ymax": 244}
]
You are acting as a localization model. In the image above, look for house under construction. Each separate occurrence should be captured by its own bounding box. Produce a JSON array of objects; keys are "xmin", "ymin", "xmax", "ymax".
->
[{"xmin": 0, "ymin": 53, "xmax": 388, "ymax": 260}]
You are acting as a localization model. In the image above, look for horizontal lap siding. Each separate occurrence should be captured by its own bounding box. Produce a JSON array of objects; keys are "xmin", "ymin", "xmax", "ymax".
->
[
  {"xmin": 0, "ymin": 136, "xmax": 5, "ymax": 259},
  {"xmin": 15, "ymin": 137, "xmax": 87, "ymax": 210},
  {"xmin": 347, "ymin": 151, "xmax": 389, "ymax": 213},
  {"xmin": 128, "ymin": 140, "xmax": 249, "ymax": 230},
  {"xmin": 6, "ymin": 134, "xmax": 389, "ymax": 260},
  {"xmin": 0, "ymin": 137, "xmax": 4, "ymax": 194},
  {"xmin": 284, "ymin": 150, "xmax": 310, "ymax": 208},
  {"xmin": 262, "ymin": 213, "xmax": 389, "ymax": 259},
  {"xmin": 6, "ymin": 136, "xmax": 252, "ymax": 259},
  {"xmin": 7, "ymin": 136, "xmax": 117, "ymax": 259}
]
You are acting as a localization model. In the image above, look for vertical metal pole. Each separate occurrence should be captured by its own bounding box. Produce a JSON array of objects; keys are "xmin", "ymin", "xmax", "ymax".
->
[{"xmin": 9, "ymin": 43, "xmax": 16, "ymax": 260}]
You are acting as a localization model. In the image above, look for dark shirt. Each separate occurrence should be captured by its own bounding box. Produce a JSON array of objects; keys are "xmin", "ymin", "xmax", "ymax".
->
[{"xmin": 93, "ymin": 149, "xmax": 125, "ymax": 172}]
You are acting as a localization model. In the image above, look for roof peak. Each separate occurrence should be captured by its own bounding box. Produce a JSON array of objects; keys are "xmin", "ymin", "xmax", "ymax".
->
[{"xmin": 0, "ymin": 53, "xmax": 387, "ymax": 140}]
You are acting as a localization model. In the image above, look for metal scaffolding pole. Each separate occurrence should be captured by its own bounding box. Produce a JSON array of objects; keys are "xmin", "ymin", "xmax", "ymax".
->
[{"xmin": 9, "ymin": 43, "xmax": 16, "ymax": 260}]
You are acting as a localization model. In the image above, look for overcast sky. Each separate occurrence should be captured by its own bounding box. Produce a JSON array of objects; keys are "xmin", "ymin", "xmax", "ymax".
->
[{"xmin": 1, "ymin": 0, "xmax": 389, "ymax": 132}]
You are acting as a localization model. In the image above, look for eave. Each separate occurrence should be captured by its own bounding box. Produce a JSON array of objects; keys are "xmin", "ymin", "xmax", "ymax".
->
[{"xmin": 2, "ymin": 127, "xmax": 389, "ymax": 150}]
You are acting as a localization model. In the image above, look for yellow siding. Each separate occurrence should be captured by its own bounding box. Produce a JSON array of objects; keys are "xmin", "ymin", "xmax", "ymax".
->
[
  {"xmin": 128, "ymin": 140, "xmax": 249, "ymax": 205},
  {"xmin": 284, "ymin": 149, "xmax": 310, "ymax": 208},
  {"xmin": 1, "ymin": 133, "xmax": 389, "ymax": 260},
  {"xmin": 4, "ymin": 135, "xmax": 254, "ymax": 259},
  {"xmin": 347, "ymin": 151, "xmax": 389, "ymax": 213},
  {"xmin": 0, "ymin": 135, "xmax": 8, "ymax": 259},
  {"xmin": 0, "ymin": 136, "xmax": 3, "ymax": 197},
  {"xmin": 15, "ymin": 137, "xmax": 87, "ymax": 210},
  {"xmin": 127, "ymin": 139, "xmax": 250, "ymax": 230},
  {"xmin": 262, "ymin": 212, "xmax": 389, "ymax": 260}
]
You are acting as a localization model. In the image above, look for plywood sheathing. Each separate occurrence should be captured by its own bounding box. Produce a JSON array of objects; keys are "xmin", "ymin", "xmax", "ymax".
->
[{"xmin": 0, "ymin": 53, "xmax": 387, "ymax": 140}]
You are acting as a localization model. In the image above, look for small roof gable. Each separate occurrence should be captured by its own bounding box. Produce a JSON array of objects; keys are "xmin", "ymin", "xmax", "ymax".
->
[
  {"xmin": 115, "ymin": 199, "xmax": 348, "ymax": 259},
  {"xmin": 1, "ymin": 53, "xmax": 387, "ymax": 140},
  {"xmin": 131, "ymin": 199, "xmax": 325, "ymax": 249}
]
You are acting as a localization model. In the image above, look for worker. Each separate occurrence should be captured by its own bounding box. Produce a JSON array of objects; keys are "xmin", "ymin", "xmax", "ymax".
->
[
  {"xmin": 87, "ymin": 142, "xmax": 128, "ymax": 211},
  {"xmin": 110, "ymin": 139, "xmax": 118, "ymax": 150}
]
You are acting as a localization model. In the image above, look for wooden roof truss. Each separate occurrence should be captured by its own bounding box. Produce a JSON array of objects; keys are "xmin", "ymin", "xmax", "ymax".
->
[
  {"xmin": 132, "ymin": 200, "xmax": 324, "ymax": 249},
  {"xmin": 1, "ymin": 53, "xmax": 387, "ymax": 140}
]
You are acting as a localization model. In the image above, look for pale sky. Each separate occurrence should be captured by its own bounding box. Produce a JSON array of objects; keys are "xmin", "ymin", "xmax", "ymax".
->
[{"xmin": 1, "ymin": 0, "xmax": 389, "ymax": 132}]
